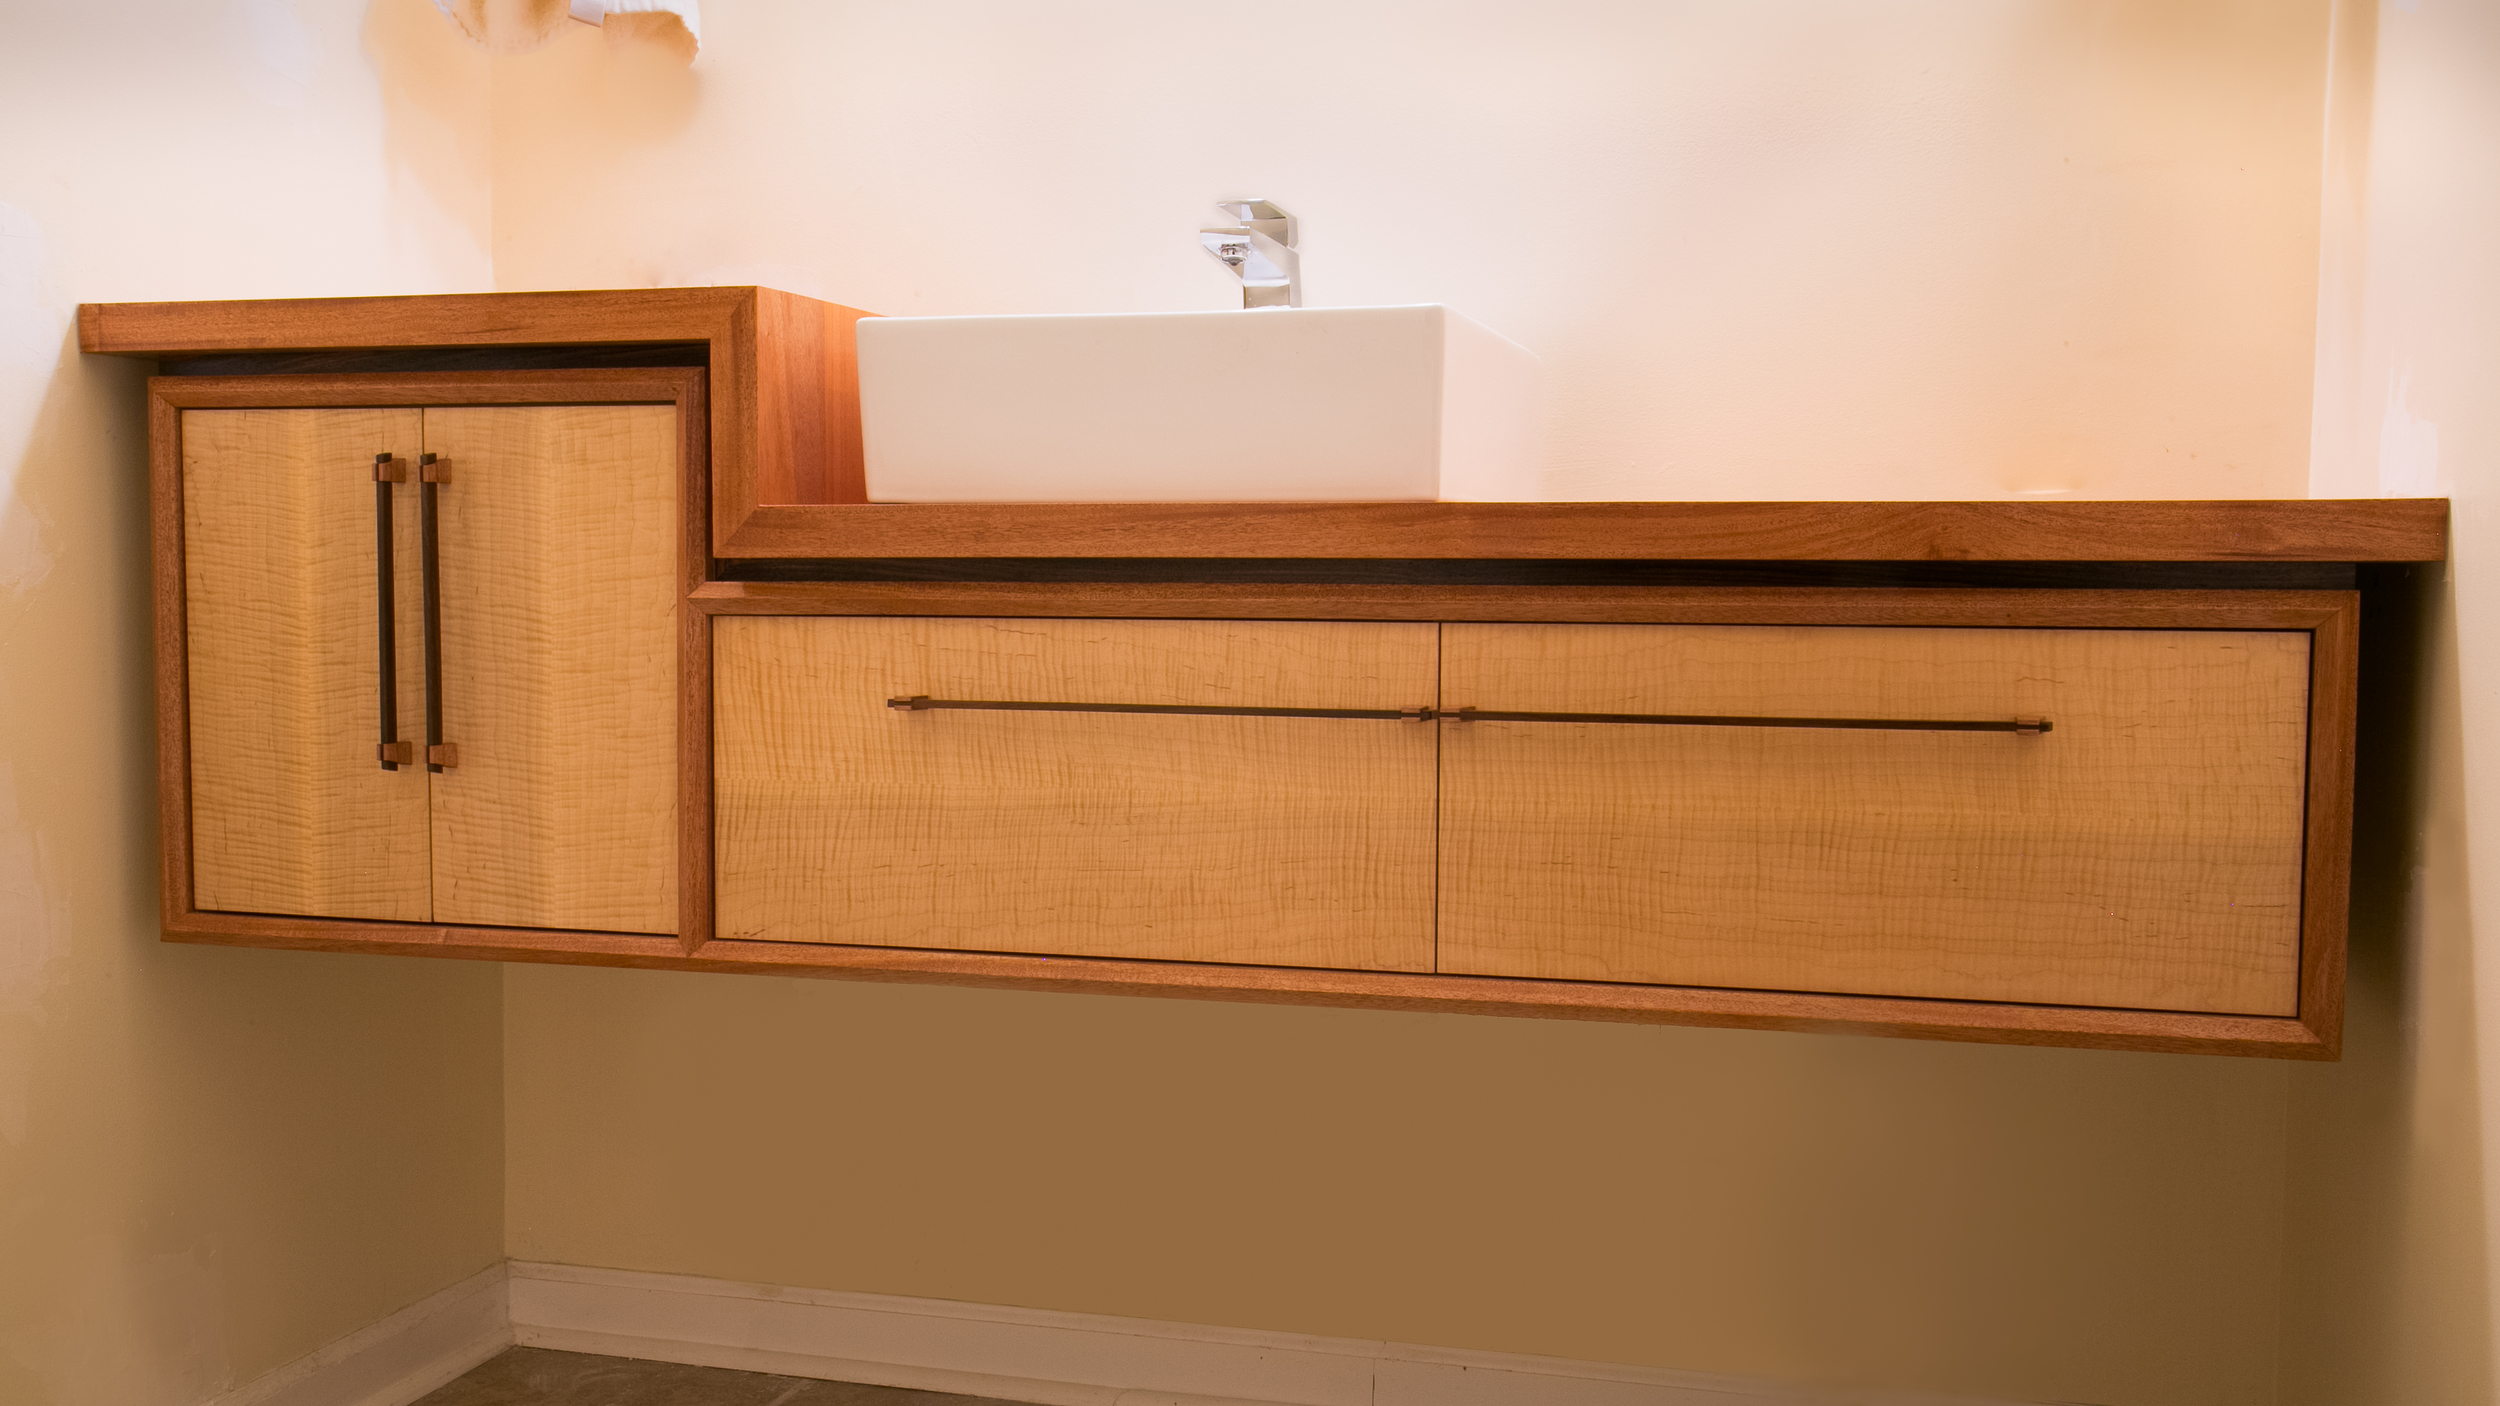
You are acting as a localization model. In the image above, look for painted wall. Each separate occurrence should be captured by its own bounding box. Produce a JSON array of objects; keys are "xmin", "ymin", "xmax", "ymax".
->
[
  {"xmin": 2282, "ymin": 0, "xmax": 2500, "ymax": 1400},
  {"xmin": 475, "ymin": 0, "xmax": 2332, "ymax": 503},
  {"xmin": 0, "ymin": 4, "xmax": 506, "ymax": 1403},
  {"xmin": 1, "ymin": 1, "xmax": 2435, "ymax": 1402},
  {"xmin": 481, "ymin": 4, "xmax": 2341, "ymax": 1402}
]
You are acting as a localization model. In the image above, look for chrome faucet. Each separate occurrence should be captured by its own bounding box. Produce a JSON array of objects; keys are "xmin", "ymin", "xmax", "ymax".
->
[{"xmin": 1199, "ymin": 199, "xmax": 1300, "ymax": 308}]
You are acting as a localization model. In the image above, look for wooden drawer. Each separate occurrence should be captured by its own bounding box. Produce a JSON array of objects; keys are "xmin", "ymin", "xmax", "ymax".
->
[
  {"xmin": 1438, "ymin": 623, "xmax": 2313, "ymax": 1015},
  {"xmin": 713, "ymin": 616, "xmax": 1440, "ymax": 968}
]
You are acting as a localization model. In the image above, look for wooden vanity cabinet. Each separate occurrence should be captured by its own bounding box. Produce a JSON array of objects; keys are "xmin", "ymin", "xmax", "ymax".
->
[
  {"xmin": 157, "ymin": 370, "xmax": 698, "ymax": 945},
  {"xmin": 85, "ymin": 288, "xmax": 2451, "ymax": 1060}
]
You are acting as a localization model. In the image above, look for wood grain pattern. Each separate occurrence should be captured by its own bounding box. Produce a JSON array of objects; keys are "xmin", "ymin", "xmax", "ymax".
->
[
  {"xmin": 138, "ymin": 368, "xmax": 711, "ymax": 410},
  {"xmin": 83, "ymin": 289, "xmax": 757, "ymax": 356},
  {"xmin": 182, "ymin": 408, "xmax": 433, "ymax": 920},
  {"xmin": 712, "ymin": 498, "xmax": 2449, "ymax": 563},
  {"xmin": 714, "ymin": 617, "xmax": 1440, "ymax": 968},
  {"xmin": 154, "ymin": 388, "xmax": 192, "ymax": 933},
  {"xmin": 676, "ymin": 378, "xmax": 717, "ymax": 953},
  {"xmin": 1438, "ymin": 623, "xmax": 2313, "ymax": 1014},
  {"xmin": 2298, "ymin": 597, "xmax": 2361, "ymax": 1055},
  {"xmin": 755, "ymin": 289, "xmax": 873, "ymax": 506},
  {"xmin": 425, "ymin": 404, "xmax": 680, "ymax": 934}
]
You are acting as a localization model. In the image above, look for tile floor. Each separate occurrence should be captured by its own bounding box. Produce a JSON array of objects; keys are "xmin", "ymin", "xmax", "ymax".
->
[{"xmin": 411, "ymin": 1348, "xmax": 1022, "ymax": 1406}]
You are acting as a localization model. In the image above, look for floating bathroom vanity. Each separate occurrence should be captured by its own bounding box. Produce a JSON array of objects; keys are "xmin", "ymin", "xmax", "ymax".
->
[{"xmin": 82, "ymin": 288, "xmax": 2449, "ymax": 1059}]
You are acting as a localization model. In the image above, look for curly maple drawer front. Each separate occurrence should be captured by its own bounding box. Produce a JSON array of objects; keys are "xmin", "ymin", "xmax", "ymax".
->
[
  {"xmin": 1438, "ymin": 623, "xmax": 2313, "ymax": 1016},
  {"xmin": 714, "ymin": 616, "xmax": 1440, "ymax": 969}
]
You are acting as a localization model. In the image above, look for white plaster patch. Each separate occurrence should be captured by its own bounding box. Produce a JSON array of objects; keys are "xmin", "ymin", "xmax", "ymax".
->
[
  {"xmin": 227, "ymin": 0, "xmax": 318, "ymax": 108},
  {"xmin": 2379, "ymin": 366, "xmax": 2441, "ymax": 497}
]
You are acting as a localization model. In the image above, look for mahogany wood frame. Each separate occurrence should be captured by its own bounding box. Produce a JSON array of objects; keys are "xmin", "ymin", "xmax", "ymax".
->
[{"xmin": 149, "ymin": 370, "xmax": 712, "ymax": 955}]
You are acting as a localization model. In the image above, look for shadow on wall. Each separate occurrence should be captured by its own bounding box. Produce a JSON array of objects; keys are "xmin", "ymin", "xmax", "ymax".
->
[
  {"xmin": 364, "ymin": 0, "xmax": 701, "ymax": 292},
  {"xmin": 0, "ymin": 323, "xmax": 505, "ymax": 1405},
  {"xmin": 2281, "ymin": 562, "xmax": 2497, "ymax": 1402}
]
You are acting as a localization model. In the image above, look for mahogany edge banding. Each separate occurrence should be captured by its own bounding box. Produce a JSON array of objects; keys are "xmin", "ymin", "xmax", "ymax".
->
[
  {"xmin": 716, "ymin": 499, "xmax": 2450, "ymax": 564},
  {"xmin": 2298, "ymin": 596, "xmax": 2361, "ymax": 1057},
  {"xmin": 679, "ymin": 375, "xmax": 716, "ymax": 954}
]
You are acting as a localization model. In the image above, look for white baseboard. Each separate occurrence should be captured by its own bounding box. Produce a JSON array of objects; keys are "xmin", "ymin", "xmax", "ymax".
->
[
  {"xmin": 208, "ymin": 1262, "xmax": 512, "ymax": 1406},
  {"xmin": 507, "ymin": 1260, "xmax": 2032, "ymax": 1406}
]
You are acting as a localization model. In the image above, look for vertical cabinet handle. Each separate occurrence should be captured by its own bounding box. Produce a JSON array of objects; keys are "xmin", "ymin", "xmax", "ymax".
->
[
  {"xmin": 419, "ymin": 453, "xmax": 457, "ymax": 771},
  {"xmin": 373, "ymin": 455, "xmax": 414, "ymax": 769}
]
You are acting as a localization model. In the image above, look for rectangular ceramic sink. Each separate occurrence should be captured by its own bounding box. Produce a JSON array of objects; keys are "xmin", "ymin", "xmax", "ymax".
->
[{"xmin": 856, "ymin": 304, "xmax": 1542, "ymax": 502}]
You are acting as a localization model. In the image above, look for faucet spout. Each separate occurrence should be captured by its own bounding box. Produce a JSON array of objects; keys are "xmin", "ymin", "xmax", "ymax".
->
[{"xmin": 1199, "ymin": 198, "xmax": 1300, "ymax": 308}]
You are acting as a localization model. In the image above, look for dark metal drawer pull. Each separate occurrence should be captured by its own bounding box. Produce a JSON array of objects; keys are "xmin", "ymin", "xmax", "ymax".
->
[
  {"xmin": 418, "ymin": 453, "xmax": 453, "ymax": 771},
  {"xmin": 1448, "ymin": 708, "xmax": 2050, "ymax": 734},
  {"xmin": 373, "ymin": 453, "xmax": 406, "ymax": 770},
  {"xmin": 888, "ymin": 696, "xmax": 1434, "ymax": 722},
  {"xmin": 884, "ymin": 696, "xmax": 2043, "ymax": 734}
]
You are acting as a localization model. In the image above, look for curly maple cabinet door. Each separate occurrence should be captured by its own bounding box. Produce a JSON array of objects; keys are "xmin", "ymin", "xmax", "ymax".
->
[
  {"xmin": 421, "ymin": 405, "xmax": 678, "ymax": 935},
  {"xmin": 1438, "ymin": 623, "xmax": 2312, "ymax": 1016},
  {"xmin": 713, "ymin": 616, "xmax": 1439, "ymax": 970},
  {"xmin": 183, "ymin": 408, "xmax": 433, "ymax": 921}
]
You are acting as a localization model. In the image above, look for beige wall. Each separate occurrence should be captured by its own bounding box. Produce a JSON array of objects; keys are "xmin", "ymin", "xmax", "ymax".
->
[
  {"xmin": 5, "ymin": 1, "xmax": 2450, "ymax": 1403},
  {"xmin": 2282, "ymin": 0, "xmax": 2500, "ymax": 1400},
  {"xmin": 0, "ymin": 4, "xmax": 505, "ymax": 1403},
  {"xmin": 509, "ymin": 968, "xmax": 2295, "ymax": 1404}
]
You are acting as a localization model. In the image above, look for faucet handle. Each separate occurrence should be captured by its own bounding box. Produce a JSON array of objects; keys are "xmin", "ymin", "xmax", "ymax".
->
[
  {"xmin": 1213, "ymin": 198, "xmax": 1297, "ymax": 249},
  {"xmin": 1201, "ymin": 198, "xmax": 1301, "ymax": 308}
]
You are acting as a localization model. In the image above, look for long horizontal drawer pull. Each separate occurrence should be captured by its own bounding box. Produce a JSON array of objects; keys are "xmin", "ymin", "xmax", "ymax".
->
[
  {"xmin": 1449, "ymin": 708, "xmax": 2051, "ymax": 734},
  {"xmin": 885, "ymin": 696, "xmax": 2046, "ymax": 734},
  {"xmin": 888, "ymin": 696, "xmax": 1434, "ymax": 722}
]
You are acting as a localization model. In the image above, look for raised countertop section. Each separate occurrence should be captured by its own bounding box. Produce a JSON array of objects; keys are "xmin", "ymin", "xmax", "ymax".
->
[
  {"xmin": 81, "ymin": 287, "xmax": 877, "ymax": 532},
  {"xmin": 81, "ymin": 289, "xmax": 2448, "ymax": 564}
]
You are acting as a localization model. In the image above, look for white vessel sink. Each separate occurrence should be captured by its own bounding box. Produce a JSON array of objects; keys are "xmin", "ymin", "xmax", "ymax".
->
[{"xmin": 856, "ymin": 304, "xmax": 1542, "ymax": 502}]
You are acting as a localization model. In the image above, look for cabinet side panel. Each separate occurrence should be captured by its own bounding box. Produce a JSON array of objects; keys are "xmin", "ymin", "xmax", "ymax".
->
[
  {"xmin": 183, "ymin": 408, "xmax": 433, "ymax": 920},
  {"xmin": 426, "ymin": 404, "xmax": 679, "ymax": 934},
  {"xmin": 714, "ymin": 616, "xmax": 1439, "ymax": 970},
  {"xmin": 1438, "ymin": 623, "xmax": 2310, "ymax": 1015}
]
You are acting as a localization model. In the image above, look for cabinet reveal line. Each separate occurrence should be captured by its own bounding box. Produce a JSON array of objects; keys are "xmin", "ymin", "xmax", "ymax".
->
[{"xmin": 885, "ymin": 696, "xmax": 2053, "ymax": 734}]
